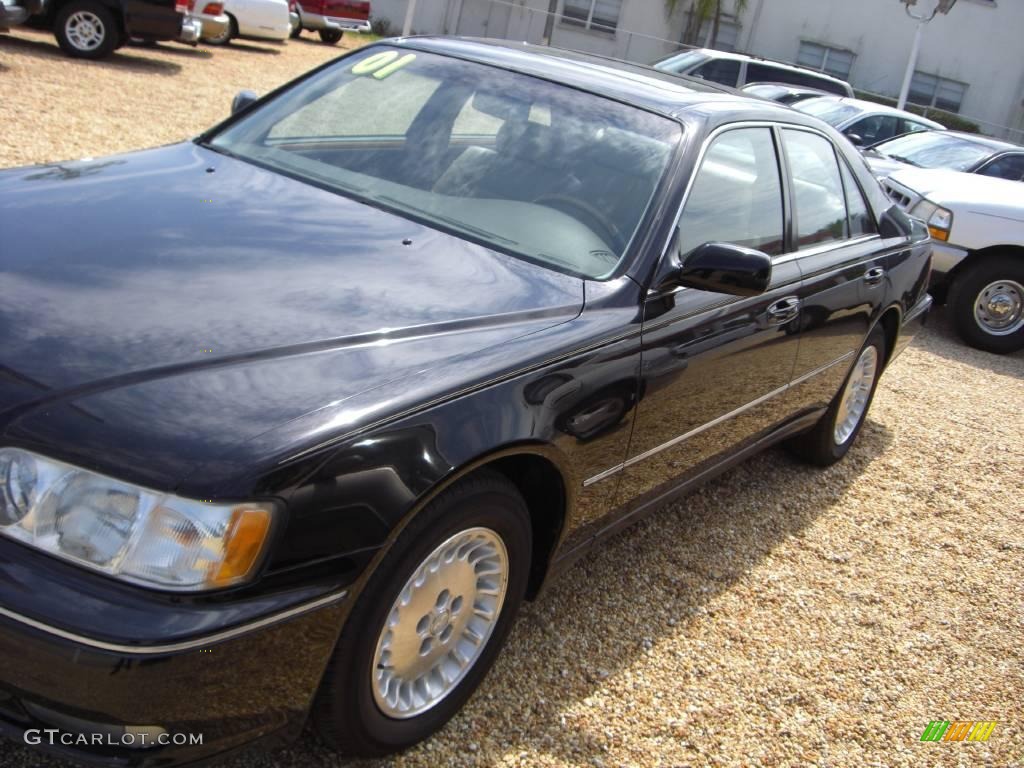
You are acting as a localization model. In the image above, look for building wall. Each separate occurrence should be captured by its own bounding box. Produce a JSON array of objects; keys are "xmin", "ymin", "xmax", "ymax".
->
[
  {"xmin": 365, "ymin": 0, "xmax": 1024, "ymax": 139},
  {"xmin": 740, "ymin": 0, "xmax": 1024, "ymax": 138}
]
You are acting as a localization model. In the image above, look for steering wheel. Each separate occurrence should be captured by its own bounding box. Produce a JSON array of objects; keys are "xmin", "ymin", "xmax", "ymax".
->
[{"xmin": 532, "ymin": 193, "xmax": 623, "ymax": 251}]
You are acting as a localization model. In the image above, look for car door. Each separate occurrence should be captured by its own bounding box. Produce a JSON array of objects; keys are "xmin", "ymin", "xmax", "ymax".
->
[
  {"xmin": 779, "ymin": 127, "xmax": 883, "ymax": 414},
  {"xmin": 615, "ymin": 126, "xmax": 802, "ymax": 506}
]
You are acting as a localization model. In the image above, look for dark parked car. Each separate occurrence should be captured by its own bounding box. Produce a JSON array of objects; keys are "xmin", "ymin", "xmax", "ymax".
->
[
  {"xmin": 0, "ymin": 38, "xmax": 931, "ymax": 765},
  {"xmin": 9, "ymin": 0, "xmax": 200, "ymax": 58},
  {"xmin": 864, "ymin": 130, "xmax": 1024, "ymax": 182}
]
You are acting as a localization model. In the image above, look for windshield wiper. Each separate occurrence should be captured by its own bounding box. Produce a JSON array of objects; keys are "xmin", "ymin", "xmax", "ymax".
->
[
  {"xmin": 376, "ymin": 195, "xmax": 518, "ymax": 246},
  {"xmin": 886, "ymin": 154, "xmax": 922, "ymax": 168}
]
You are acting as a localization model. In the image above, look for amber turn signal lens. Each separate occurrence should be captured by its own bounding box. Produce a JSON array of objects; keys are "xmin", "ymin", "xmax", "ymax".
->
[
  {"xmin": 209, "ymin": 506, "xmax": 272, "ymax": 586},
  {"xmin": 927, "ymin": 226, "xmax": 949, "ymax": 242}
]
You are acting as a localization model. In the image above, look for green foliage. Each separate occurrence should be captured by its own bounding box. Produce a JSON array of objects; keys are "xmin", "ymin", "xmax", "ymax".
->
[
  {"xmin": 669, "ymin": 0, "xmax": 748, "ymax": 47},
  {"xmin": 852, "ymin": 90, "xmax": 980, "ymax": 133}
]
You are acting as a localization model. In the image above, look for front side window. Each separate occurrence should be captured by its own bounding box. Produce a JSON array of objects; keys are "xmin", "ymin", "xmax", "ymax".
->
[
  {"xmin": 677, "ymin": 128, "xmax": 784, "ymax": 258},
  {"xmin": 208, "ymin": 46, "xmax": 681, "ymax": 279},
  {"xmin": 847, "ymin": 114, "xmax": 899, "ymax": 145},
  {"xmin": 978, "ymin": 154, "xmax": 1024, "ymax": 182},
  {"xmin": 782, "ymin": 129, "xmax": 848, "ymax": 248}
]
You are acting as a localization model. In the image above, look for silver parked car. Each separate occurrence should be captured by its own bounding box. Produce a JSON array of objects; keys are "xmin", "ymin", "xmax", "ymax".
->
[{"xmin": 794, "ymin": 96, "xmax": 945, "ymax": 148}]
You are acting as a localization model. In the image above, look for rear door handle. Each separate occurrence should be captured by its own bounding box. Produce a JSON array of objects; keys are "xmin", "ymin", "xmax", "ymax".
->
[
  {"xmin": 766, "ymin": 296, "xmax": 801, "ymax": 325},
  {"xmin": 864, "ymin": 266, "xmax": 886, "ymax": 286}
]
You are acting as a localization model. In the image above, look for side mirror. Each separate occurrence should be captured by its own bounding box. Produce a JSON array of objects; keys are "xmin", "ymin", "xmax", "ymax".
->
[
  {"xmin": 676, "ymin": 242, "xmax": 772, "ymax": 296},
  {"xmin": 231, "ymin": 90, "xmax": 259, "ymax": 115},
  {"xmin": 844, "ymin": 131, "xmax": 865, "ymax": 147}
]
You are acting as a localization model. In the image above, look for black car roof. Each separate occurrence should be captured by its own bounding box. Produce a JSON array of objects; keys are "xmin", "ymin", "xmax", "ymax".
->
[{"xmin": 394, "ymin": 36, "xmax": 815, "ymax": 127}]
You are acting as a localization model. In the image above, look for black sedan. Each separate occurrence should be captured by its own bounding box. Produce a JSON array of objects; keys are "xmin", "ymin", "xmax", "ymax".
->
[
  {"xmin": 0, "ymin": 38, "xmax": 932, "ymax": 765},
  {"xmin": 863, "ymin": 130, "xmax": 1024, "ymax": 182}
]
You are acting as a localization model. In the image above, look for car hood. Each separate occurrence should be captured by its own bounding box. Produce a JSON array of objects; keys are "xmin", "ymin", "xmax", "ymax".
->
[
  {"xmin": 887, "ymin": 167, "xmax": 1024, "ymax": 222},
  {"xmin": 862, "ymin": 152, "xmax": 913, "ymax": 180},
  {"xmin": 0, "ymin": 142, "xmax": 583, "ymax": 491}
]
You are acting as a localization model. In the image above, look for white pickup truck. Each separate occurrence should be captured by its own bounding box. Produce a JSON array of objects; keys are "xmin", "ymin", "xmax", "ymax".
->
[{"xmin": 879, "ymin": 169, "xmax": 1024, "ymax": 354}]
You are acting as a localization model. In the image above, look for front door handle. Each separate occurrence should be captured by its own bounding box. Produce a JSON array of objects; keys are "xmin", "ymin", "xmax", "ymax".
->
[
  {"xmin": 864, "ymin": 266, "xmax": 886, "ymax": 286},
  {"xmin": 766, "ymin": 296, "xmax": 801, "ymax": 325}
]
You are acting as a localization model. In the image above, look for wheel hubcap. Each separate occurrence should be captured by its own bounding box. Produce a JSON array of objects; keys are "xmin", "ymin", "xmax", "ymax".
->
[
  {"xmin": 834, "ymin": 345, "xmax": 878, "ymax": 445},
  {"xmin": 66, "ymin": 11, "xmax": 105, "ymax": 50},
  {"xmin": 372, "ymin": 527, "xmax": 508, "ymax": 719},
  {"xmin": 974, "ymin": 279, "xmax": 1024, "ymax": 336}
]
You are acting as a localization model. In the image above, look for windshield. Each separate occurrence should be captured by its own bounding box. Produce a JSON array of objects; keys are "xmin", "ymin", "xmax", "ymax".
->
[
  {"xmin": 794, "ymin": 98, "xmax": 862, "ymax": 126},
  {"xmin": 206, "ymin": 46, "xmax": 681, "ymax": 279},
  {"xmin": 654, "ymin": 51, "xmax": 709, "ymax": 74},
  {"xmin": 873, "ymin": 132, "xmax": 995, "ymax": 171}
]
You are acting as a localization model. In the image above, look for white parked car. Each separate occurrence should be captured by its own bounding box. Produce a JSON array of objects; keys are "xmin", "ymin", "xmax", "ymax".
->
[
  {"xmin": 202, "ymin": 0, "xmax": 290, "ymax": 43},
  {"xmin": 880, "ymin": 168, "xmax": 1024, "ymax": 353}
]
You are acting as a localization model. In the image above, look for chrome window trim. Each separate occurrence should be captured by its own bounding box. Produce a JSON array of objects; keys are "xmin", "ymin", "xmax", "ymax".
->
[
  {"xmin": 0, "ymin": 589, "xmax": 349, "ymax": 655},
  {"xmin": 582, "ymin": 350, "xmax": 854, "ymax": 487}
]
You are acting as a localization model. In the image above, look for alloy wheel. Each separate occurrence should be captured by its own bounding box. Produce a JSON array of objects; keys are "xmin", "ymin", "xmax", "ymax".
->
[{"xmin": 834, "ymin": 345, "xmax": 878, "ymax": 445}]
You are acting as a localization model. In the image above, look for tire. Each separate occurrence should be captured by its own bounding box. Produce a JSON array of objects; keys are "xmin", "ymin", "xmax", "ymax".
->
[
  {"xmin": 785, "ymin": 326, "xmax": 887, "ymax": 467},
  {"xmin": 313, "ymin": 470, "xmax": 531, "ymax": 757},
  {"xmin": 202, "ymin": 13, "xmax": 235, "ymax": 45},
  {"xmin": 54, "ymin": 0, "xmax": 119, "ymax": 59},
  {"xmin": 318, "ymin": 28, "xmax": 342, "ymax": 44},
  {"xmin": 289, "ymin": 12, "xmax": 302, "ymax": 37},
  {"xmin": 947, "ymin": 258, "xmax": 1024, "ymax": 354}
]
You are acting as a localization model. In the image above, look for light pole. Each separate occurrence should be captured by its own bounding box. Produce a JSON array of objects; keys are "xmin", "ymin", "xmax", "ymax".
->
[{"xmin": 896, "ymin": 0, "xmax": 958, "ymax": 110}]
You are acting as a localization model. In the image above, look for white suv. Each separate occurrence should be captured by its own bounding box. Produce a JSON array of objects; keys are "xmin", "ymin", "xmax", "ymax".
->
[{"xmin": 655, "ymin": 48, "xmax": 854, "ymax": 96}]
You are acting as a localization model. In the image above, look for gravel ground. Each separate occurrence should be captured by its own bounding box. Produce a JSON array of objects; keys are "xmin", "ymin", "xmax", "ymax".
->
[{"xmin": 2, "ymin": 28, "xmax": 1023, "ymax": 768}]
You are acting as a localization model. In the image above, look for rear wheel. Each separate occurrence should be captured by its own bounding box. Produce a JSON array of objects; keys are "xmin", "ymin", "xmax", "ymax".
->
[
  {"xmin": 318, "ymin": 28, "xmax": 342, "ymax": 44},
  {"xmin": 289, "ymin": 10, "xmax": 302, "ymax": 37},
  {"xmin": 54, "ymin": 0, "xmax": 118, "ymax": 59},
  {"xmin": 786, "ymin": 326, "xmax": 886, "ymax": 466},
  {"xmin": 948, "ymin": 258, "xmax": 1024, "ymax": 354},
  {"xmin": 313, "ymin": 470, "xmax": 531, "ymax": 757}
]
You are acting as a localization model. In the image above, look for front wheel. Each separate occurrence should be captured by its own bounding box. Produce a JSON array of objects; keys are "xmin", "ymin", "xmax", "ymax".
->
[
  {"xmin": 313, "ymin": 470, "xmax": 531, "ymax": 757},
  {"xmin": 202, "ymin": 14, "xmax": 235, "ymax": 44},
  {"xmin": 54, "ymin": 0, "xmax": 119, "ymax": 59},
  {"xmin": 947, "ymin": 259, "xmax": 1024, "ymax": 354},
  {"xmin": 318, "ymin": 28, "xmax": 342, "ymax": 44},
  {"xmin": 786, "ymin": 326, "xmax": 886, "ymax": 466}
]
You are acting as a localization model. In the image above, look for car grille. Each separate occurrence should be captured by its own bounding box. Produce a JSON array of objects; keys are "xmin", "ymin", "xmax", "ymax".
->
[{"xmin": 882, "ymin": 181, "xmax": 913, "ymax": 211}]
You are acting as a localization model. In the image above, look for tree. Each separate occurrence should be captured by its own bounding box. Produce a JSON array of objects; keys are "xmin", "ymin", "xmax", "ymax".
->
[{"xmin": 668, "ymin": 0, "xmax": 749, "ymax": 49}]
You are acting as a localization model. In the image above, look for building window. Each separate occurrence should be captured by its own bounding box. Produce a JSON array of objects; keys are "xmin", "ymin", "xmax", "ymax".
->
[
  {"xmin": 908, "ymin": 71, "xmax": 967, "ymax": 113},
  {"xmin": 697, "ymin": 17, "xmax": 740, "ymax": 51},
  {"xmin": 561, "ymin": 0, "xmax": 621, "ymax": 32},
  {"xmin": 797, "ymin": 41, "xmax": 855, "ymax": 80}
]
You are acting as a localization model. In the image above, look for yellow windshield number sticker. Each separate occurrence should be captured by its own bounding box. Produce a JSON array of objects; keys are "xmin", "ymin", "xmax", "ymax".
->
[{"xmin": 351, "ymin": 51, "xmax": 417, "ymax": 79}]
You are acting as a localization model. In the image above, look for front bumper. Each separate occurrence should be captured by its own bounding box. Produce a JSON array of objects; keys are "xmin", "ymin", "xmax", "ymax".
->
[
  {"xmin": 179, "ymin": 15, "xmax": 202, "ymax": 44},
  {"xmin": 928, "ymin": 240, "xmax": 969, "ymax": 280},
  {"xmin": 299, "ymin": 10, "xmax": 370, "ymax": 32},
  {"xmin": 0, "ymin": 542, "xmax": 347, "ymax": 767},
  {"xmin": 189, "ymin": 10, "xmax": 227, "ymax": 40},
  {"xmin": 891, "ymin": 292, "xmax": 933, "ymax": 362}
]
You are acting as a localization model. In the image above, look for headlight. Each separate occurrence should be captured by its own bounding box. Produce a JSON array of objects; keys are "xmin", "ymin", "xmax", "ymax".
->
[
  {"xmin": 910, "ymin": 199, "xmax": 953, "ymax": 242},
  {"xmin": 0, "ymin": 448, "xmax": 274, "ymax": 591}
]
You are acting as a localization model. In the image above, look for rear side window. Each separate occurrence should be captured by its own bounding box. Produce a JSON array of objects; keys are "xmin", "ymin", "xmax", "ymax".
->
[
  {"xmin": 747, "ymin": 63, "xmax": 844, "ymax": 94},
  {"xmin": 839, "ymin": 161, "xmax": 877, "ymax": 236},
  {"xmin": 692, "ymin": 58, "xmax": 741, "ymax": 87},
  {"xmin": 782, "ymin": 129, "xmax": 848, "ymax": 248},
  {"xmin": 678, "ymin": 127, "xmax": 784, "ymax": 257}
]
